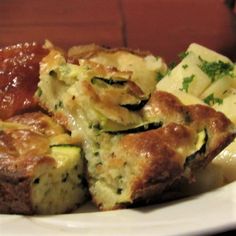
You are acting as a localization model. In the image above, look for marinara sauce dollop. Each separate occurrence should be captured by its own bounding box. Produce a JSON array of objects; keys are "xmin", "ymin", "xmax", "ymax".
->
[{"xmin": 0, "ymin": 42, "xmax": 48, "ymax": 119}]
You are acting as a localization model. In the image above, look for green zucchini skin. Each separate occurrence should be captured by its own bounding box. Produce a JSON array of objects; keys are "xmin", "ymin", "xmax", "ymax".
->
[
  {"xmin": 106, "ymin": 121, "xmax": 163, "ymax": 135},
  {"xmin": 184, "ymin": 129, "xmax": 208, "ymax": 168},
  {"xmin": 50, "ymin": 144, "xmax": 80, "ymax": 148},
  {"xmin": 120, "ymin": 97, "xmax": 149, "ymax": 111},
  {"xmin": 91, "ymin": 76, "xmax": 127, "ymax": 86}
]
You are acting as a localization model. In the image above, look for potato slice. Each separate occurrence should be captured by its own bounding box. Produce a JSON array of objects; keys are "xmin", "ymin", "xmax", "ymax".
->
[
  {"xmin": 213, "ymin": 93, "xmax": 236, "ymax": 124},
  {"xmin": 200, "ymin": 78, "xmax": 232, "ymax": 100},
  {"xmin": 157, "ymin": 52, "xmax": 211, "ymax": 96},
  {"xmin": 187, "ymin": 43, "xmax": 232, "ymax": 63}
]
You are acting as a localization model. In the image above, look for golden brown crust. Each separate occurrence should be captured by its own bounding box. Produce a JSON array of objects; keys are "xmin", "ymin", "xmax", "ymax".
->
[
  {"xmin": 143, "ymin": 90, "xmax": 191, "ymax": 124},
  {"xmin": 0, "ymin": 112, "xmax": 60, "ymax": 214},
  {"xmin": 67, "ymin": 44, "xmax": 153, "ymax": 62},
  {"xmin": 143, "ymin": 90, "xmax": 236, "ymax": 169},
  {"xmin": 7, "ymin": 111, "xmax": 65, "ymax": 136},
  {"xmin": 36, "ymin": 43, "xmax": 236, "ymax": 211},
  {"xmin": 145, "ymin": 90, "xmax": 234, "ymax": 131},
  {"xmin": 187, "ymin": 104, "xmax": 236, "ymax": 168},
  {"xmin": 115, "ymin": 124, "xmax": 195, "ymax": 203},
  {"xmin": 89, "ymin": 122, "xmax": 200, "ymax": 210},
  {"xmin": 90, "ymin": 91, "xmax": 236, "ymax": 210},
  {"xmin": 187, "ymin": 104, "xmax": 234, "ymax": 133}
]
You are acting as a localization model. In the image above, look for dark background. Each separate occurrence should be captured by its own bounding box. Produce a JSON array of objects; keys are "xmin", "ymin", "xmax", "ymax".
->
[{"xmin": 0, "ymin": 0, "xmax": 235, "ymax": 63}]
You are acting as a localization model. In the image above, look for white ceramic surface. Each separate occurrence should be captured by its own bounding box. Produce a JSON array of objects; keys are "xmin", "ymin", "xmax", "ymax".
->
[{"xmin": 1, "ymin": 181, "xmax": 236, "ymax": 236}]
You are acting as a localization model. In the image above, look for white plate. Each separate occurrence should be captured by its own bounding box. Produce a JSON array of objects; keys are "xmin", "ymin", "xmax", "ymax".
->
[{"xmin": 1, "ymin": 181, "xmax": 236, "ymax": 236}]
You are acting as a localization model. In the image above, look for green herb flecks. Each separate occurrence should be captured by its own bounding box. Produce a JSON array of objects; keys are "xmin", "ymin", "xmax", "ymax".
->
[
  {"xmin": 156, "ymin": 72, "xmax": 165, "ymax": 82},
  {"xmin": 169, "ymin": 61, "xmax": 177, "ymax": 70},
  {"xmin": 198, "ymin": 57, "xmax": 234, "ymax": 82},
  {"xmin": 178, "ymin": 51, "xmax": 189, "ymax": 60},
  {"xmin": 180, "ymin": 74, "xmax": 195, "ymax": 93},
  {"xmin": 182, "ymin": 64, "xmax": 188, "ymax": 69},
  {"xmin": 203, "ymin": 93, "xmax": 223, "ymax": 106},
  {"xmin": 54, "ymin": 100, "xmax": 64, "ymax": 110}
]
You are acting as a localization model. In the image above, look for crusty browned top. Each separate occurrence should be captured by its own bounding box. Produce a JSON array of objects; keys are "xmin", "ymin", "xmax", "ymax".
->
[
  {"xmin": 67, "ymin": 44, "xmax": 153, "ymax": 62},
  {"xmin": 119, "ymin": 123, "xmax": 195, "ymax": 183},
  {"xmin": 142, "ymin": 90, "xmax": 236, "ymax": 168},
  {"xmin": 0, "ymin": 123, "xmax": 55, "ymax": 214},
  {"xmin": 89, "ymin": 122, "xmax": 199, "ymax": 209},
  {"xmin": 99, "ymin": 95, "xmax": 236, "ymax": 205},
  {"xmin": 7, "ymin": 111, "xmax": 65, "ymax": 136},
  {"xmin": 144, "ymin": 90, "xmax": 234, "ymax": 131},
  {"xmin": 0, "ymin": 129, "xmax": 54, "ymax": 175},
  {"xmin": 0, "ymin": 112, "xmax": 63, "ymax": 176}
]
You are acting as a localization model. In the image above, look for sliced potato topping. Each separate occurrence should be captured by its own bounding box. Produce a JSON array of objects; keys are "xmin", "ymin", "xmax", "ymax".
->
[{"xmin": 156, "ymin": 42, "xmax": 236, "ymax": 190}]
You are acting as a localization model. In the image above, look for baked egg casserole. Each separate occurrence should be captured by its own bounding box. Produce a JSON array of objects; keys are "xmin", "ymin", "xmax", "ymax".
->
[
  {"xmin": 0, "ymin": 112, "xmax": 87, "ymax": 214},
  {"xmin": 35, "ymin": 42, "xmax": 236, "ymax": 210}
]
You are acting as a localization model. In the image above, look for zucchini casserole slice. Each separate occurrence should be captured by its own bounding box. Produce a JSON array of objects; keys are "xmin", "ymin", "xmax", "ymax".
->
[
  {"xmin": 36, "ymin": 44, "xmax": 236, "ymax": 210},
  {"xmin": 0, "ymin": 112, "xmax": 87, "ymax": 214}
]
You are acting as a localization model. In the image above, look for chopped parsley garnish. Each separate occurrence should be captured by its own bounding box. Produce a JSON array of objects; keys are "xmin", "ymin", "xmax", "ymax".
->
[
  {"xmin": 178, "ymin": 51, "xmax": 189, "ymax": 60},
  {"xmin": 198, "ymin": 57, "xmax": 234, "ymax": 82},
  {"xmin": 203, "ymin": 93, "xmax": 223, "ymax": 106},
  {"xmin": 54, "ymin": 100, "xmax": 64, "ymax": 110},
  {"xmin": 169, "ymin": 61, "xmax": 177, "ymax": 69},
  {"xmin": 182, "ymin": 64, "xmax": 188, "ymax": 69},
  {"xmin": 156, "ymin": 72, "xmax": 165, "ymax": 81},
  {"xmin": 180, "ymin": 74, "xmax": 195, "ymax": 93}
]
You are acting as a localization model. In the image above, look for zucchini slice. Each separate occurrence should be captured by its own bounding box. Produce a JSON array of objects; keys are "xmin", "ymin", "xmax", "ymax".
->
[
  {"xmin": 105, "ymin": 121, "xmax": 163, "ymax": 134},
  {"xmin": 50, "ymin": 144, "xmax": 81, "ymax": 159},
  {"xmin": 184, "ymin": 129, "xmax": 208, "ymax": 168},
  {"xmin": 91, "ymin": 76, "xmax": 127, "ymax": 86},
  {"xmin": 120, "ymin": 97, "xmax": 149, "ymax": 111}
]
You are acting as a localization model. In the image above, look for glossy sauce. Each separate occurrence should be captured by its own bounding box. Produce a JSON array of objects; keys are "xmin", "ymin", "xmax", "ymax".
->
[{"xmin": 0, "ymin": 42, "xmax": 48, "ymax": 119}]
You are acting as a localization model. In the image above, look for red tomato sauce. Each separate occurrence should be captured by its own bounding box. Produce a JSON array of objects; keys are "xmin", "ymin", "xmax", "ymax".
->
[{"xmin": 0, "ymin": 42, "xmax": 48, "ymax": 119}]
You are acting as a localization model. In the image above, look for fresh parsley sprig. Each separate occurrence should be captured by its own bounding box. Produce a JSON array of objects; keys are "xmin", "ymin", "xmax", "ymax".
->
[
  {"xmin": 203, "ymin": 93, "xmax": 223, "ymax": 106},
  {"xmin": 180, "ymin": 74, "xmax": 195, "ymax": 93},
  {"xmin": 178, "ymin": 51, "xmax": 189, "ymax": 60},
  {"xmin": 198, "ymin": 57, "xmax": 234, "ymax": 82},
  {"xmin": 156, "ymin": 72, "xmax": 165, "ymax": 82}
]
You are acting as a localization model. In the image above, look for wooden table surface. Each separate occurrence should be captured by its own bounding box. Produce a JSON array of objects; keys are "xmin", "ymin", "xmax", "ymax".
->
[{"xmin": 0, "ymin": 0, "xmax": 235, "ymax": 63}]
